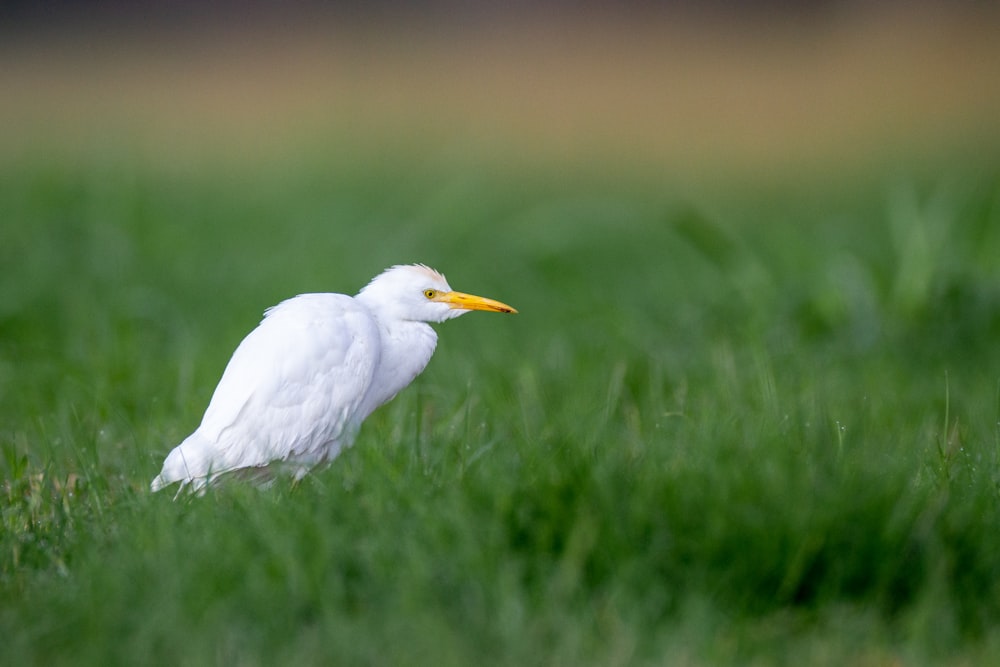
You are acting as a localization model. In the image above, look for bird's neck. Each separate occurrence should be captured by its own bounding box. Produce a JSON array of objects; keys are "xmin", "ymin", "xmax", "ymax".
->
[{"xmin": 358, "ymin": 317, "xmax": 438, "ymax": 420}]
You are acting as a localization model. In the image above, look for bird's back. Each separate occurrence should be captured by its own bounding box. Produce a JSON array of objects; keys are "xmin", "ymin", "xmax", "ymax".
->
[{"xmin": 152, "ymin": 293, "xmax": 381, "ymax": 491}]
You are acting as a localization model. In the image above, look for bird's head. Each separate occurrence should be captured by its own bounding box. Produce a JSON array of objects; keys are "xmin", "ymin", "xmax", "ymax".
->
[{"xmin": 357, "ymin": 264, "xmax": 517, "ymax": 323}]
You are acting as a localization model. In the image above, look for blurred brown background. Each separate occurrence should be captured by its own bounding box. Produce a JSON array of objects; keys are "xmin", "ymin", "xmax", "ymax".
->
[{"xmin": 2, "ymin": 2, "xmax": 999, "ymax": 185}]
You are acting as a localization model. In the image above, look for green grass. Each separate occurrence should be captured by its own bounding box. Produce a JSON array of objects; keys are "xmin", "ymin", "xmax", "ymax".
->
[{"xmin": 3, "ymin": 143, "xmax": 1000, "ymax": 665}]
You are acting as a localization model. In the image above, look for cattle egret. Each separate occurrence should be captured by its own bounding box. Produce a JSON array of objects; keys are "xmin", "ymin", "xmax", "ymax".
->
[{"xmin": 151, "ymin": 264, "xmax": 516, "ymax": 493}]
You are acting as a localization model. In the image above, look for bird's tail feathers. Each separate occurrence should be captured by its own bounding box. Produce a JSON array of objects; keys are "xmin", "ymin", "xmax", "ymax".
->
[{"xmin": 150, "ymin": 432, "xmax": 215, "ymax": 494}]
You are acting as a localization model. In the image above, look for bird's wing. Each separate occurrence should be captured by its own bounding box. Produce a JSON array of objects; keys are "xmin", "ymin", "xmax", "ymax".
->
[{"xmin": 182, "ymin": 293, "xmax": 381, "ymax": 477}]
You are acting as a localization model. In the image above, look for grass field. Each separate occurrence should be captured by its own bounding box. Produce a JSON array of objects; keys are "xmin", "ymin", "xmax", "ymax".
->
[{"xmin": 4, "ymin": 13, "xmax": 1000, "ymax": 665}]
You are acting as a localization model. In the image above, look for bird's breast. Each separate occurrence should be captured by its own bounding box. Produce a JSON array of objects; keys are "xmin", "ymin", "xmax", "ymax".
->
[{"xmin": 357, "ymin": 320, "xmax": 438, "ymax": 419}]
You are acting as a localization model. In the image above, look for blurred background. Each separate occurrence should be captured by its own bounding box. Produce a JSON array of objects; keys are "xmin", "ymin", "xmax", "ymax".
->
[{"xmin": 2, "ymin": 1, "xmax": 998, "ymax": 187}]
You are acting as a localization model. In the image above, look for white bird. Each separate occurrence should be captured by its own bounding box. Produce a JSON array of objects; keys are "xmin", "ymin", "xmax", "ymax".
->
[{"xmin": 151, "ymin": 264, "xmax": 516, "ymax": 493}]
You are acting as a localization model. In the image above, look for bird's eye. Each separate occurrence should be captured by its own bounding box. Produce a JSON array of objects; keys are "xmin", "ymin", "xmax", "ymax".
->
[{"xmin": 423, "ymin": 289, "xmax": 438, "ymax": 299}]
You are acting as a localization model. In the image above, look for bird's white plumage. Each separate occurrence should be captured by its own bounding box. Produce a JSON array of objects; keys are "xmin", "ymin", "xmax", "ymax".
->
[{"xmin": 151, "ymin": 264, "xmax": 515, "ymax": 492}]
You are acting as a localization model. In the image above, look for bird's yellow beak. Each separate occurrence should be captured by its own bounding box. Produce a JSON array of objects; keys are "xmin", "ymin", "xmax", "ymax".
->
[{"xmin": 436, "ymin": 291, "xmax": 518, "ymax": 314}]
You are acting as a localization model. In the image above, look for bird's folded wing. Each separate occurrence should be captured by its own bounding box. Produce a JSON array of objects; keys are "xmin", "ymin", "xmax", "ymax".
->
[{"xmin": 193, "ymin": 293, "xmax": 381, "ymax": 472}]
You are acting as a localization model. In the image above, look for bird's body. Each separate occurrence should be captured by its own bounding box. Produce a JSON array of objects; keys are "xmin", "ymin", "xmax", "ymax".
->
[{"xmin": 151, "ymin": 264, "xmax": 515, "ymax": 492}]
